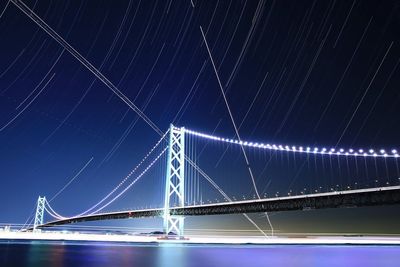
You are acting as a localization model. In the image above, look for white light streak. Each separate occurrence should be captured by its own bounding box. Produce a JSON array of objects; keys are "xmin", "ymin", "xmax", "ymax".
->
[
  {"xmin": 88, "ymin": 147, "xmax": 168, "ymax": 214},
  {"xmin": 42, "ymin": 134, "xmax": 168, "ymax": 220},
  {"xmin": 76, "ymin": 131, "xmax": 169, "ymax": 216}
]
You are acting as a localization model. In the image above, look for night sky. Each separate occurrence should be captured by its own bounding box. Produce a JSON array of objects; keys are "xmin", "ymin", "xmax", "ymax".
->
[{"xmin": 0, "ymin": 0, "xmax": 400, "ymax": 235}]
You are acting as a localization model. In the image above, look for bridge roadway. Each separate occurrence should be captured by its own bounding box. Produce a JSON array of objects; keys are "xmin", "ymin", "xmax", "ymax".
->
[{"xmin": 38, "ymin": 185, "xmax": 400, "ymax": 229}]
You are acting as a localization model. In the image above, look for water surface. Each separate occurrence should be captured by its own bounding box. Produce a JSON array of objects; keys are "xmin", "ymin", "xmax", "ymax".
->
[{"xmin": 1, "ymin": 241, "xmax": 399, "ymax": 267}]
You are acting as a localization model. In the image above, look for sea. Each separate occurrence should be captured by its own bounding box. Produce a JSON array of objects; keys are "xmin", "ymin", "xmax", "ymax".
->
[{"xmin": 1, "ymin": 241, "xmax": 399, "ymax": 267}]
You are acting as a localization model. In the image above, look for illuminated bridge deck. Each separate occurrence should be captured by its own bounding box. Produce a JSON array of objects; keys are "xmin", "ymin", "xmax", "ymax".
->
[{"xmin": 38, "ymin": 185, "xmax": 400, "ymax": 228}]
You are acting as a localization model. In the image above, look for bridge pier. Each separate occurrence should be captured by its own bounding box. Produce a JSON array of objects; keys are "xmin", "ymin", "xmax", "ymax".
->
[{"xmin": 163, "ymin": 124, "xmax": 185, "ymax": 237}]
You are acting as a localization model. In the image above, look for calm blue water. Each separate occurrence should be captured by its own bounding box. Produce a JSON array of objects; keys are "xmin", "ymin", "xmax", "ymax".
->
[{"xmin": 1, "ymin": 241, "xmax": 399, "ymax": 267}]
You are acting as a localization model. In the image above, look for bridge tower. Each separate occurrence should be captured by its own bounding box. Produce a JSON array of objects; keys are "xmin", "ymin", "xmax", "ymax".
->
[
  {"xmin": 163, "ymin": 124, "xmax": 185, "ymax": 236},
  {"xmin": 33, "ymin": 196, "xmax": 46, "ymax": 231}
]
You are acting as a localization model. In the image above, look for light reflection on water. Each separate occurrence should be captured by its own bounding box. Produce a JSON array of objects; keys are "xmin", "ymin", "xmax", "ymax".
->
[{"xmin": 0, "ymin": 241, "xmax": 399, "ymax": 267}]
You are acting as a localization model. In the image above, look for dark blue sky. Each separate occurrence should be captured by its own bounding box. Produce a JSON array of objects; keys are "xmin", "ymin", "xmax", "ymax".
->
[{"xmin": 0, "ymin": 0, "xmax": 399, "ymax": 233}]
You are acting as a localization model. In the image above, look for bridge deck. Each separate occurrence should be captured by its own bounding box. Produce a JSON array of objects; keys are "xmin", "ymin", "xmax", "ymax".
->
[{"xmin": 38, "ymin": 186, "xmax": 400, "ymax": 228}]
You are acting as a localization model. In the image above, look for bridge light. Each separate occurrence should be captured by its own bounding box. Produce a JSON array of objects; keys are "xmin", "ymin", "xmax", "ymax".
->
[{"xmin": 185, "ymin": 128, "xmax": 393, "ymax": 160}]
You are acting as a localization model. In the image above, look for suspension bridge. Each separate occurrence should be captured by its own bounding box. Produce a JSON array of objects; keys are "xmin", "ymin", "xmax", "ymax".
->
[{"xmin": 28, "ymin": 125, "xmax": 400, "ymax": 237}]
